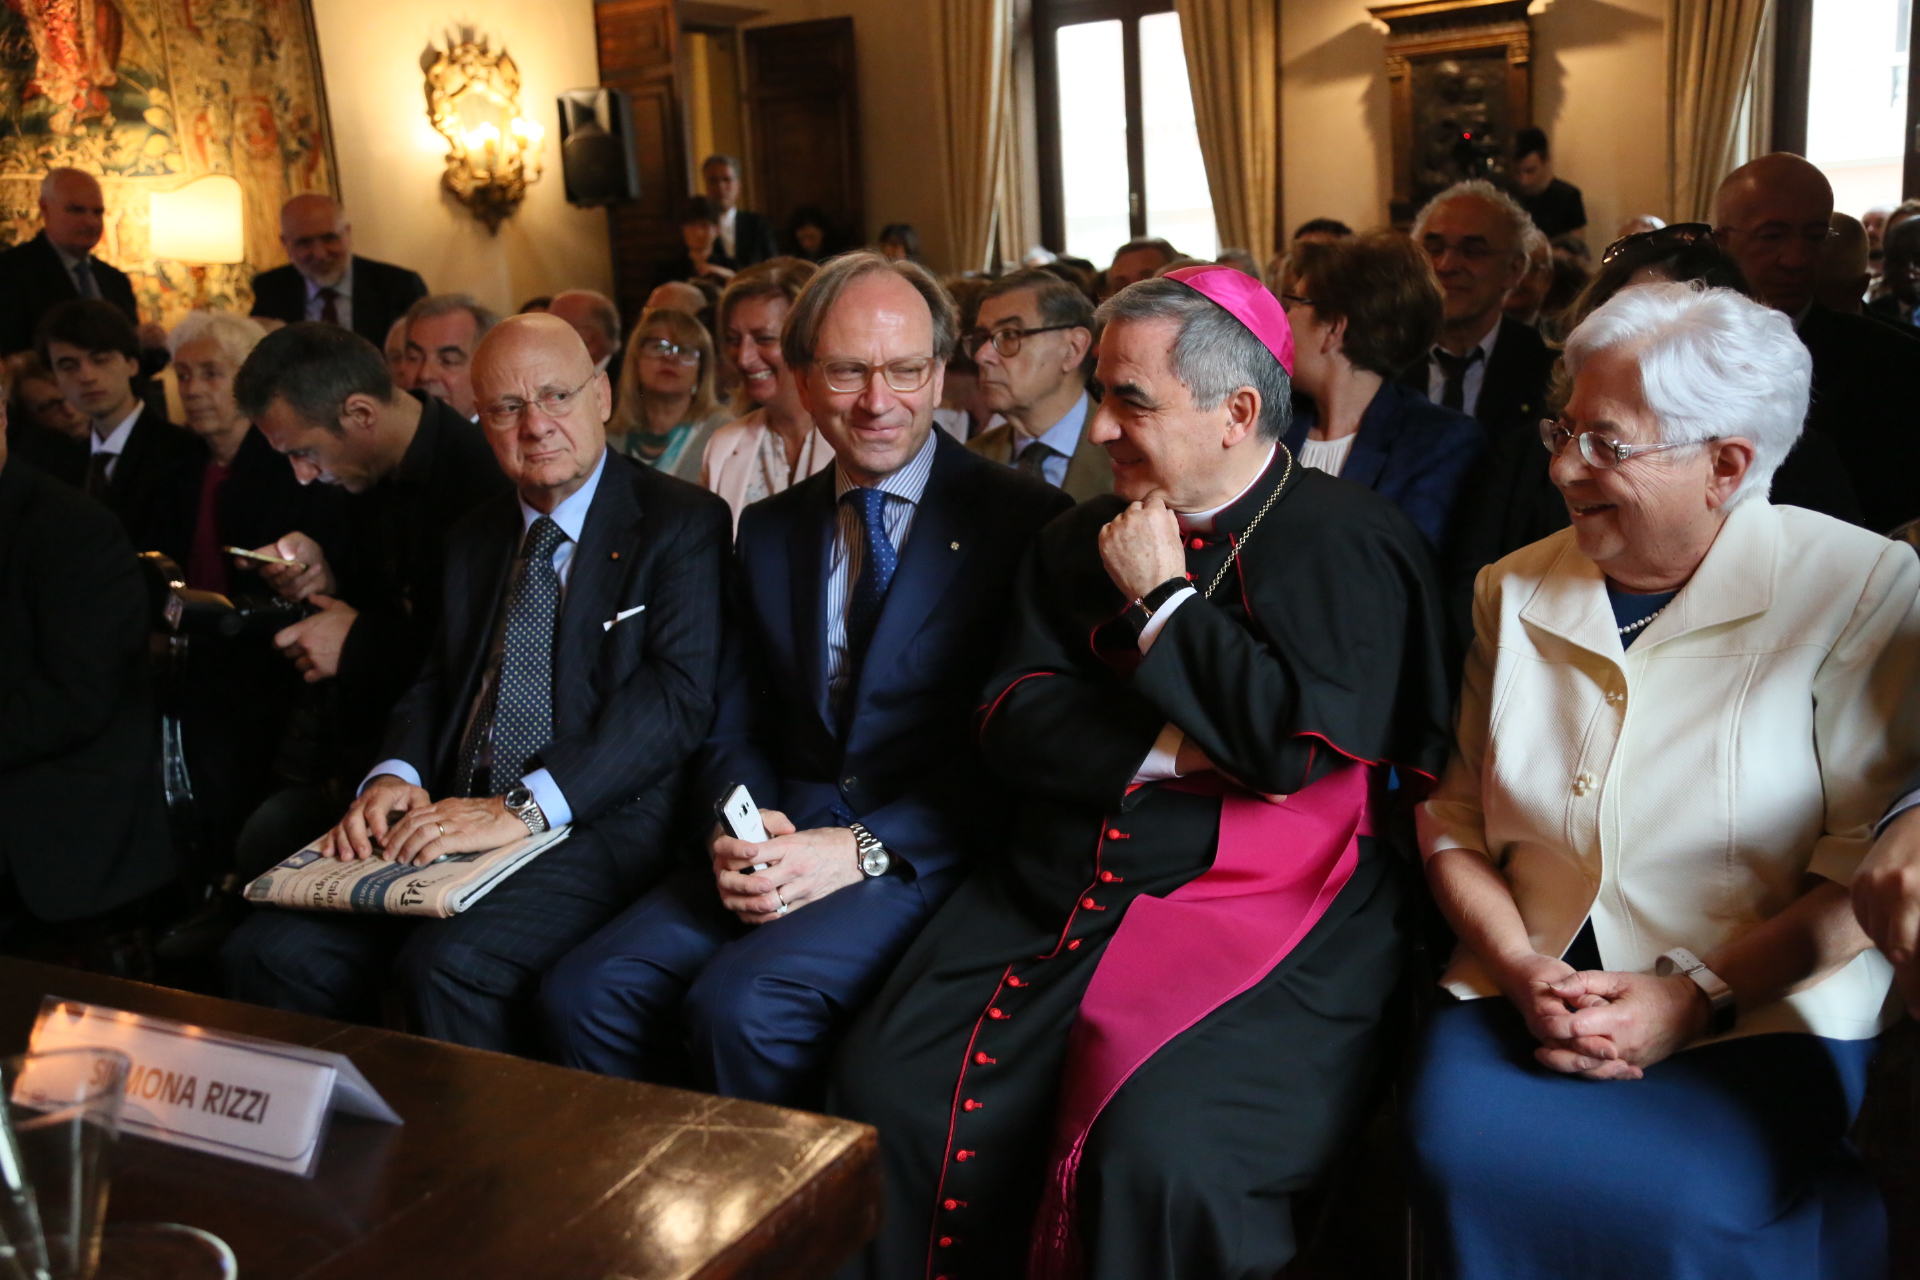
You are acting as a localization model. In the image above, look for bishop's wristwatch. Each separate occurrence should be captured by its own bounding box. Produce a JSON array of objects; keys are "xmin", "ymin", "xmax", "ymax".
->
[
  {"xmin": 502, "ymin": 783, "xmax": 549, "ymax": 836},
  {"xmin": 1655, "ymin": 947, "xmax": 1738, "ymax": 1036},
  {"xmin": 849, "ymin": 822, "xmax": 891, "ymax": 878}
]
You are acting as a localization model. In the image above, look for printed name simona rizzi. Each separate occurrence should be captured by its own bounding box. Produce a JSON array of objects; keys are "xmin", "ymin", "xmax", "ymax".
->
[{"xmin": 125, "ymin": 1062, "xmax": 271, "ymax": 1124}]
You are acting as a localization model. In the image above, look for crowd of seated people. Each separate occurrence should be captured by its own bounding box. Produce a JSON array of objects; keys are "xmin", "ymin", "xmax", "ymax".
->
[{"xmin": 6, "ymin": 142, "xmax": 1920, "ymax": 1280}]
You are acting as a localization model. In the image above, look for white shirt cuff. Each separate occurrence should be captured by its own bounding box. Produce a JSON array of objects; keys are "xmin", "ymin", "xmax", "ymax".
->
[
  {"xmin": 361, "ymin": 760, "xmax": 421, "ymax": 794},
  {"xmin": 1137, "ymin": 586, "xmax": 1197, "ymax": 653},
  {"xmin": 1878, "ymin": 787, "xmax": 1920, "ymax": 836},
  {"xmin": 1130, "ymin": 723, "xmax": 1186, "ymax": 785},
  {"xmin": 519, "ymin": 768, "xmax": 573, "ymax": 829}
]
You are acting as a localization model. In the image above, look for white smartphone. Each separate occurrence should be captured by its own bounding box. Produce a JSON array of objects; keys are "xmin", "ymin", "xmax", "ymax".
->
[{"xmin": 717, "ymin": 783, "xmax": 770, "ymax": 844}]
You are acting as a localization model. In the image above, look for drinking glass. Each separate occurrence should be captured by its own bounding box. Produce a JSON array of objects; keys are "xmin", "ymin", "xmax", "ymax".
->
[{"xmin": 2, "ymin": 1048, "xmax": 132, "ymax": 1280}]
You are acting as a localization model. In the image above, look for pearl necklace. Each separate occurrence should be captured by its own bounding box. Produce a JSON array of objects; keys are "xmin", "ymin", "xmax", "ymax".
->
[{"xmin": 1617, "ymin": 605, "xmax": 1668, "ymax": 638}]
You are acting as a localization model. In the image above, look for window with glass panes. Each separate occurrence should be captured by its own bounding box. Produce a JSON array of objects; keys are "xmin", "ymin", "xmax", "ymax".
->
[{"xmin": 1035, "ymin": 0, "xmax": 1218, "ymax": 265}]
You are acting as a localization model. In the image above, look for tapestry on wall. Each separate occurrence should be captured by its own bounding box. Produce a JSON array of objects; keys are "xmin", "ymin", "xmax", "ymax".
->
[{"xmin": 0, "ymin": 0, "xmax": 337, "ymax": 324}]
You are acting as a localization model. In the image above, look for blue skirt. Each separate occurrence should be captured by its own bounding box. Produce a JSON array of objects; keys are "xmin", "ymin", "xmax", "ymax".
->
[{"xmin": 1407, "ymin": 997, "xmax": 1884, "ymax": 1280}]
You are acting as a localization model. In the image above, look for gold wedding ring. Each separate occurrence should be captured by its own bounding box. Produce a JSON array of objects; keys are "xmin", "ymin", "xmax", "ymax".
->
[
  {"xmin": 774, "ymin": 889, "xmax": 788, "ymax": 915},
  {"xmin": 436, "ymin": 822, "xmax": 447, "ymax": 838}
]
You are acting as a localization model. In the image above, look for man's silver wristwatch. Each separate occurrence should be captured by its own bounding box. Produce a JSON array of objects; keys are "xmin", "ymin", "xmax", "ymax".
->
[
  {"xmin": 849, "ymin": 822, "xmax": 890, "ymax": 878},
  {"xmin": 1655, "ymin": 946, "xmax": 1737, "ymax": 1036},
  {"xmin": 502, "ymin": 783, "xmax": 549, "ymax": 836}
]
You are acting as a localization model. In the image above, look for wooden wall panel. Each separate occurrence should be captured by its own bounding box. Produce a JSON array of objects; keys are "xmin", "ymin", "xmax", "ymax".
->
[
  {"xmin": 745, "ymin": 18, "xmax": 865, "ymax": 252},
  {"xmin": 596, "ymin": 0, "xmax": 686, "ymax": 322}
]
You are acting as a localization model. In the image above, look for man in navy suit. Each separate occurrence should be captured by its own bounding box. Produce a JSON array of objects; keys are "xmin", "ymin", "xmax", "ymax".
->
[
  {"xmin": 542, "ymin": 252, "xmax": 1070, "ymax": 1105},
  {"xmin": 249, "ymin": 195, "xmax": 428, "ymax": 349},
  {"xmin": 0, "ymin": 169, "xmax": 169, "ymax": 373},
  {"xmin": 222, "ymin": 314, "xmax": 731, "ymax": 1054}
]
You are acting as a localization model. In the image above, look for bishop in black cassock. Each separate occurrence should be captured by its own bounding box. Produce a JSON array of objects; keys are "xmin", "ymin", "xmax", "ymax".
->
[{"xmin": 833, "ymin": 268, "xmax": 1453, "ymax": 1280}]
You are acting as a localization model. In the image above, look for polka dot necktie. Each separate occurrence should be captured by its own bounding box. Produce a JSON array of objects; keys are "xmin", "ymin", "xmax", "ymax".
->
[
  {"xmin": 1016, "ymin": 440, "xmax": 1058, "ymax": 483},
  {"xmin": 465, "ymin": 516, "xmax": 566, "ymax": 796},
  {"xmin": 844, "ymin": 486, "xmax": 898, "ymax": 672}
]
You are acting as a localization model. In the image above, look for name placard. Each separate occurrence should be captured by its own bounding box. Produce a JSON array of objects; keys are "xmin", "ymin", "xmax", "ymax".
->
[{"xmin": 22, "ymin": 998, "xmax": 401, "ymax": 1177}]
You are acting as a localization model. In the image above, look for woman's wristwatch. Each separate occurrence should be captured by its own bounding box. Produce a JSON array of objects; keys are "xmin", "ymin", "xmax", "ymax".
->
[{"xmin": 1655, "ymin": 947, "xmax": 1738, "ymax": 1036}]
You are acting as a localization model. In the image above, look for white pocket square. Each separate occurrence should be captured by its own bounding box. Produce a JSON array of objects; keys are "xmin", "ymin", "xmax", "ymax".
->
[{"xmin": 602, "ymin": 605, "xmax": 646, "ymax": 632}]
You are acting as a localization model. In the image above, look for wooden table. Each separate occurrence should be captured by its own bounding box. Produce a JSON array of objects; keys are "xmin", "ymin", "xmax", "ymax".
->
[{"xmin": 0, "ymin": 958, "xmax": 879, "ymax": 1279}]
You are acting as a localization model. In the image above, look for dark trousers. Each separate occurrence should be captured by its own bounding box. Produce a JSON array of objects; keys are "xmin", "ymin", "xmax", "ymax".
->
[
  {"xmin": 541, "ymin": 860, "xmax": 955, "ymax": 1108},
  {"xmin": 221, "ymin": 827, "xmax": 635, "ymax": 1056}
]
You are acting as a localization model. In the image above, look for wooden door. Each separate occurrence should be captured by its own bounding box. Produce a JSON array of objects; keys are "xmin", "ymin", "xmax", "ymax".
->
[
  {"xmin": 595, "ymin": 0, "xmax": 688, "ymax": 321},
  {"xmin": 744, "ymin": 18, "xmax": 865, "ymax": 255}
]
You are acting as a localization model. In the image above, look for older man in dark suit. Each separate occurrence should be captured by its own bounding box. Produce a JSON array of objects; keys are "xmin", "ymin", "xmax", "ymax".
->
[
  {"xmin": 0, "ymin": 169, "xmax": 168, "ymax": 369},
  {"xmin": 222, "ymin": 313, "xmax": 732, "ymax": 1053},
  {"xmin": 702, "ymin": 155, "xmax": 779, "ymax": 268},
  {"xmin": 1715, "ymin": 153, "xmax": 1920, "ymax": 534},
  {"xmin": 542, "ymin": 252, "xmax": 1070, "ymax": 1105},
  {"xmin": 249, "ymin": 195, "xmax": 429, "ymax": 349}
]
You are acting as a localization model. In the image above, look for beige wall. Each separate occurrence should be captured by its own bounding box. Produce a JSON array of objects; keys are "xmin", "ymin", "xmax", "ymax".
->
[
  {"xmin": 311, "ymin": 0, "xmax": 613, "ymax": 314},
  {"xmin": 1279, "ymin": 0, "xmax": 1671, "ymax": 243},
  {"xmin": 742, "ymin": 0, "xmax": 956, "ymax": 272}
]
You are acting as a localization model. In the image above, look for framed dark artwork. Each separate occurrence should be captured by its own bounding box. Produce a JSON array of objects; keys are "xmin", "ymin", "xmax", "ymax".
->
[
  {"xmin": 1370, "ymin": 0, "xmax": 1533, "ymax": 225},
  {"xmin": 0, "ymin": 0, "xmax": 338, "ymax": 322}
]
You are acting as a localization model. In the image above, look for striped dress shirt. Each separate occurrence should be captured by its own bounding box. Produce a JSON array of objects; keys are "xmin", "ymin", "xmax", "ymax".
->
[{"xmin": 824, "ymin": 428, "xmax": 940, "ymax": 715}]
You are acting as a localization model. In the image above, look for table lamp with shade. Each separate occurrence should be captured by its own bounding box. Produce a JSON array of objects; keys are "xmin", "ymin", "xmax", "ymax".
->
[{"xmin": 149, "ymin": 174, "xmax": 245, "ymax": 307}]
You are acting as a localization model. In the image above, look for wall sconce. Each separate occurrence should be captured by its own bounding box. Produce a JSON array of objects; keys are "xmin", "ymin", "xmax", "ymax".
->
[
  {"xmin": 421, "ymin": 27, "xmax": 546, "ymax": 232},
  {"xmin": 150, "ymin": 173, "xmax": 246, "ymax": 307}
]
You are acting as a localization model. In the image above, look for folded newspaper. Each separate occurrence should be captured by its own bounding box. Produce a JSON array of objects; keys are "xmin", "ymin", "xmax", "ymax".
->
[{"xmin": 243, "ymin": 827, "xmax": 571, "ymax": 918}]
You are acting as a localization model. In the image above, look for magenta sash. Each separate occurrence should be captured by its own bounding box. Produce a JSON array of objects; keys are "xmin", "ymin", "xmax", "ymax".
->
[{"xmin": 1027, "ymin": 761, "xmax": 1373, "ymax": 1279}]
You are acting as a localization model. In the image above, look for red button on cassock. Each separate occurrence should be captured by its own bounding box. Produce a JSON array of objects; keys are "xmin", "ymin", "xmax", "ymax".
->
[
  {"xmin": 1081, "ymin": 897, "xmax": 1097, "ymax": 909},
  {"xmin": 1189, "ymin": 537, "xmax": 1205, "ymax": 549},
  {"xmin": 1106, "ymin": 828, "xmax": 1122, "ymax": 839},
  {"xmin": 940, "ymin": 1236, "xmax": 954, "ymax": 1247},
  {"xmin": 1068, "ymin": 939, "xmax": 1081, "ymax": 949},
  {"xmin": 964, "ymin": 1099, "xmax": 982, "ymax": 1110},
  {"xmin": 944, "ymin": 1199, "xmax": 961, "ymax": 1210},
  {"xmin": 1006, "ymin": 976, "xmax": 1026, "ymax": 987},
  {"xmin": 956, "ymin": 1150, "xmax": 975, "ymax": 1161},
  {"xmin": 988, "ymin": 1008, "xmax": 1006, "ymax": 1019},
  {"xmin": 1099, "ymin": 871, "xmax": 1116, "ymax": 882},
  {"xmin": 974, "ymin": 1051, "xmax": 996, "ymax": 1064}
]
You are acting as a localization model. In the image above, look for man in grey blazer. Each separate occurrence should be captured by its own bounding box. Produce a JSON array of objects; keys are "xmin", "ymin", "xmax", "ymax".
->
[
  {"xmin": 221, "ymin": 313, "xmax": 731, "ymax": 1054},
  {"xmin": 964, "ymin": 268, "xmax": 1113, "ymax": 502}
]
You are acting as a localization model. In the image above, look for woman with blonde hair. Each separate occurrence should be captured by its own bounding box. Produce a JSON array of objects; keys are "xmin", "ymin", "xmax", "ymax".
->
[
  {"xmin": 700, "ymin": 257, "xmax": 834, "ymax": 528},
  {"xmin": 609, "ymin": 306, "xmax": 728, "ymax": 482}
]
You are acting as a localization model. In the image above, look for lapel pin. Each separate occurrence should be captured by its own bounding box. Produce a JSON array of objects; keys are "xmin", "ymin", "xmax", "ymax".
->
[
  {"xmin": 610, "ymin": 550, "xmax": 621, "ymax": 560},
  {"xmin": 950, "ymin": 541, "xmax": 960, "ymax": 551}
]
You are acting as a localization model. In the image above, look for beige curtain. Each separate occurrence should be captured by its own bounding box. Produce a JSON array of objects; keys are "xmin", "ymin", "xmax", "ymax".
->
[
  {"xmin": 1173, "ymin": 0, "xmax": 1278, "ymax": 258},
  {"xmin": 995, "ymin": 0, "xmax": 1044, "ymax": 268},
  {"xmin": 934, "ymin": 0, "xmax": 1014, "ymax": 273},
  {"xmin": 1667, "ymin": 0, "xmax": 1772, "ymax": 223}
]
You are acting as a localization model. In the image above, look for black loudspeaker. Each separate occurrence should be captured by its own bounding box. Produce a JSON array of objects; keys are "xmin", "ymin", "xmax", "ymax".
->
[{"xmin": 557, "ymin": 88, "xmax": 640, "ymax": 206}]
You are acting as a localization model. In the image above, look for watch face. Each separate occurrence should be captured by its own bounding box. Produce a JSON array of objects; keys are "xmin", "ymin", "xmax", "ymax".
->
[
  {"xmin": 861, "ymin": 849, "xmax": 889, "ymax": 877},
  {"xmin": 504, "ymin": 785, "xmax": 531, "ymax": 810}
]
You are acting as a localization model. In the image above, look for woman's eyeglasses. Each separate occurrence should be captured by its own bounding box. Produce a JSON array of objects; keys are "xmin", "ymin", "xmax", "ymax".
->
[
  {"xmin": 1600, "ymin": 222, "xmax": 1715, "ymax": 266},
  {"xmin": 962, "ymin": 324, "xmax": 1079, "ymax": 360},
  {"xmin": 1539, "ymin": 419, "xmax": 1709, "ymax": 469},
  {"xmin": 638, "ymin": 338, "xmax": 702, "ymax": 366}
]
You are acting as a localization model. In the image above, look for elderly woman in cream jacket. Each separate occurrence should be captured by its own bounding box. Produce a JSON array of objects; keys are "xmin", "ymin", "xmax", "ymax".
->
[{"xmin": 1409, "ymin": 283, "xmax": 1920, "ymax": 1280}]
